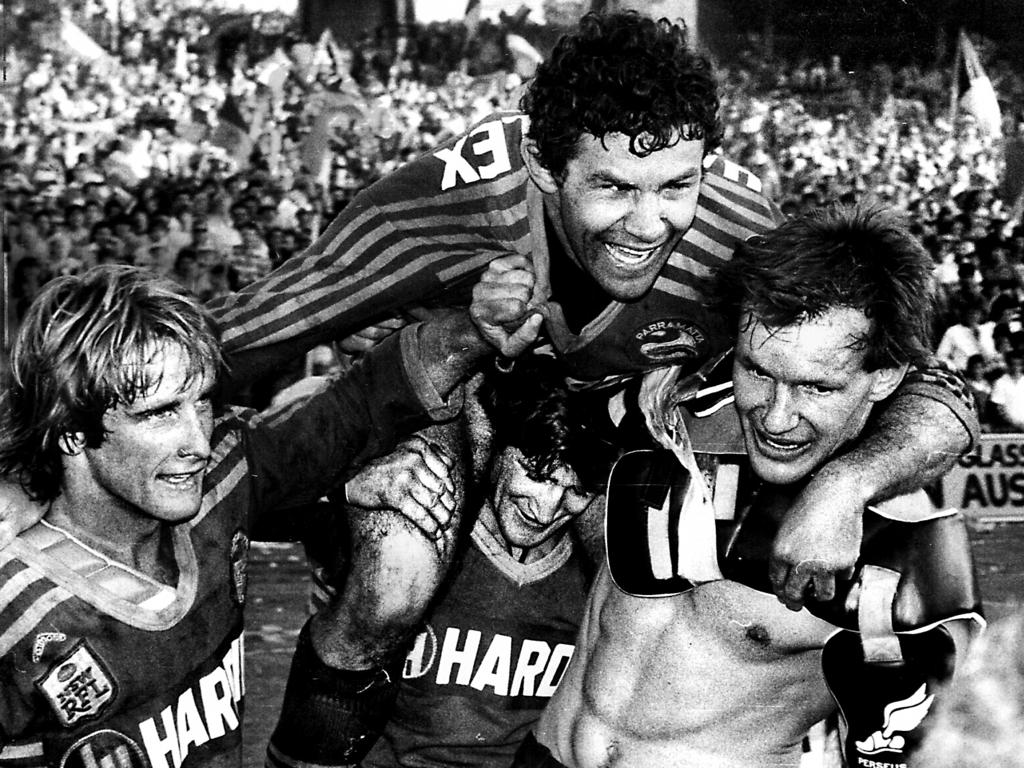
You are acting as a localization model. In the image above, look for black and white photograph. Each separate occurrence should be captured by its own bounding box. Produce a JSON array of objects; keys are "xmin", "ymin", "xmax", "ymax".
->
[{"xmin": 0, "ymin": 1, "xmax": 1022, "ymax": 766}]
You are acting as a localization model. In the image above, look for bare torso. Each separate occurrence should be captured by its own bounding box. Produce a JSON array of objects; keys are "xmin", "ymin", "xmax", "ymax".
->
[{"xmin": 535, "ymin": 566, "xmax": 837, "ymax": 768}]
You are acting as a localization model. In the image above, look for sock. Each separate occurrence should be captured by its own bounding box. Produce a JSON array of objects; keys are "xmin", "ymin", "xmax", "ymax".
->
[{"xmin": 265, "ymin": 620, "xmax": 400, "ymax": 768}]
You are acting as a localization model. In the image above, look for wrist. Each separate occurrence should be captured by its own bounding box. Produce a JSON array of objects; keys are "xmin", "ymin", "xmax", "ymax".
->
[
  {"xmin": 814, "ymin": 456, "xmax": 875, "ymax": 510},
  {"xmin": 428, "ymin": 312, "xmax": 491, "ymax": 361}
]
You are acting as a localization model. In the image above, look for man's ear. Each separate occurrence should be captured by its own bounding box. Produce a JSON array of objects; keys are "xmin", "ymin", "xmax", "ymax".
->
[
  {"xmin": 58, "ymin": 432, "xmax": 86, "ymax": 456},
  {"xmin": 867, "ymin": 362, "xmax": 910, "ymax": 403},
  {"xmin": 521, "ymin": 138, "xmax": 560, "ymax": 194}
]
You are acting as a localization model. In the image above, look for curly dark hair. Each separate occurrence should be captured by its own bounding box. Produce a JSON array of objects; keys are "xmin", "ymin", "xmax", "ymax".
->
[
  {"xmin": 477, "ymin": 354, "xmax": 615, "ymax": 494},
  {"xmin": 520, "ymin": 11, "xmax": 722, "ymax": 178},
  {"xmin": 716, "ymin": 203, "xmax": 937, "ymax": 371}
]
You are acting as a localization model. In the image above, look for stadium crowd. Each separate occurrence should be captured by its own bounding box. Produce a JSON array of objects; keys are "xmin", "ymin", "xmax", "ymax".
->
[{"xmin": 4, "ymin": 1, "xmax": 1024, "ymax": 429}]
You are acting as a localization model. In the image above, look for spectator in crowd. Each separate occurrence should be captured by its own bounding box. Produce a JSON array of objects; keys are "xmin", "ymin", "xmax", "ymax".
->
[
  {"xmin": 965, "ymin": 353, "xmax": 994, "ymax": 426},
  {"xmin": 936, "ymin": 298, "xmax": 999, "ymax": 372},
  {"xmin": 169, "ymin": 246, "xmax": 207, "ymax": 296},
  {"xmin": 989, "ymin": 348, "xmax": 1024, "ymax": 431},
  {"xmin": 228, "ymin": 221, "xmax": 273, "ymax": 288}
]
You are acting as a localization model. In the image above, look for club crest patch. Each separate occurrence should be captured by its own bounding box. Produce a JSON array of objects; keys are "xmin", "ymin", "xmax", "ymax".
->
[
  {"xmin": 36, "ymin": 642, "xmax": 116, "ymax": 728},
  {"xmin": 634, "ymin": 320, "xmax": 707, "ymax": 364},
  {"xmin": 230, "ymin": 530, "xmax": 249, "ymax": 604}
]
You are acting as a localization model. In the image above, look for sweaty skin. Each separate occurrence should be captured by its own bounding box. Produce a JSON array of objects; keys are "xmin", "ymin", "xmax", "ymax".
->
[{"xmin": 534, "ymin": 564, "xmax": 836, "ymax": 768}]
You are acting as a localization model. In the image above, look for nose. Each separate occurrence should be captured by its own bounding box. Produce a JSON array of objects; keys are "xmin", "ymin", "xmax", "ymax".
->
[
  {"xmin": 624, "ymin": 192, "xmax": 668, "ymax": 242},
  {"xmin": 760, "ymin": 384, "xmax": 799, "ymax": 435},
  {"xmin": 178, "ymin": 406, "xmax": 213, "ymax": 461},
  {"xmin": 529, "ymin": 485, "xmax": 568, "ymax": 524}
]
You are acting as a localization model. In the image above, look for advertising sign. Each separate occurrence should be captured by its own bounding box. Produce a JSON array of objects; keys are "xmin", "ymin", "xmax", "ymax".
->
[{"xmin": 938, "ymin": 433, "xmax": 1024, "ymax": 522}]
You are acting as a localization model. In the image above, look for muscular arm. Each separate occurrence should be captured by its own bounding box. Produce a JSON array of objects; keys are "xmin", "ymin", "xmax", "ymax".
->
[
  {"xmin": 771, "ymin": 363, "xmax": 977, "ymax": 610},
  {"xmin": 311, "ymin": 421, "xmax": 469, "ymax": 669}
]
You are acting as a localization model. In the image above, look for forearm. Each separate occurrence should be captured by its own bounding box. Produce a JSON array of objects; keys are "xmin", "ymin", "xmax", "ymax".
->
[
  {"xmin": 826, "ymin": 393, "xmax": 972, "ymax": 506},
  {"xmin": 409, "ymin": 310, "xmax": 493, "ymax": 399}
]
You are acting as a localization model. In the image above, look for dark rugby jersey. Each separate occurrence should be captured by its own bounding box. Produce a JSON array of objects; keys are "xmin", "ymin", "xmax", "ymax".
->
[
  {"xmin": 0, "ymin": 332, "xmax": 447, "ymax": 768},
  {"xmin": 362, "ymin": 520, "xmax": 588, "ymax": 768},
  {"xmin": 0, "ymin": 513, "xmax": 247, "ymax": 768}
]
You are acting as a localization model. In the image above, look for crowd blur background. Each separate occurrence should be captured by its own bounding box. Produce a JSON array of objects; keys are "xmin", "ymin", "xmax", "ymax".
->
[{"xmin": 5, "ymin": 0, "xmax": 1024, "ymax": 429}]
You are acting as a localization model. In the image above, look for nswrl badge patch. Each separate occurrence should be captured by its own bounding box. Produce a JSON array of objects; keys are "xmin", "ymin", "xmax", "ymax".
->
[{"xmin": 36, "ymin": 642, "xmax": 117, "ymax": 728}]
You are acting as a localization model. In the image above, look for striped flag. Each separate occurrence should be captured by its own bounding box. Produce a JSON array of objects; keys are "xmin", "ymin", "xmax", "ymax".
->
[{"xmin": 951, "ymin": 30, "xmax": 1002, "ymax": 136}]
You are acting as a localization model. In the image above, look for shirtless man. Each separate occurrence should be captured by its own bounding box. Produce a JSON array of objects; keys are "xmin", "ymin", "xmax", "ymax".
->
[{"xmin": 515, "ymin": 204, "xmax": 981, "ymax": 768}]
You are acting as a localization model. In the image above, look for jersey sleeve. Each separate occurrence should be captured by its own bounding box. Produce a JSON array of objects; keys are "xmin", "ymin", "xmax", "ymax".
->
[
  {"xmin": 896, "ymin": 358, "xmax": 980, "ymax": 449},
  {"xmin": 209, "ymin": 114, "xmax": 533, "ymax": 385},
  {"xmin": 239, "ymin": 323, "xmax": 461, "ymax": 517}
]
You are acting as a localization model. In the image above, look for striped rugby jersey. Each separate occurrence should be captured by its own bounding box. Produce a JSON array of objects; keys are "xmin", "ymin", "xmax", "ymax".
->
[
  {"xmin": 211, "ymin": 112, "xmax": 779, "ymax": 388},
  {"xmin": 211, "ymin": 112, "xmax": 976, "ymax": 436},
  {"xmin": 0, "ymin": 333, "xmax": 442, "ymax": 768}
]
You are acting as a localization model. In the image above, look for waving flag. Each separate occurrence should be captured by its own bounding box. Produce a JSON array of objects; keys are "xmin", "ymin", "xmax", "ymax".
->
[
  {"xmin": 506, "ymin": 32, "xmax": 544, "ymax": 79},
  {"xmin": 952, "ymin": 30, "xmax": 1002, "ymax": 136},
  {"xmin": 300, "ymin": 89, "xmax": 366, "ymax": 182},
  {"xmin": 210, "ymin": 94, "xmax": 253, "ymax": 167},
  {"xmin": 255, "ymin": 47, "xmax": 293, "ymax": 96},
  {"xmin": 61, "ymin": 15, "xmax": 115, "ymax": 67},
  {"xmin": 464, "ymin": 0, "xmax": 482, "ymax": 41}
]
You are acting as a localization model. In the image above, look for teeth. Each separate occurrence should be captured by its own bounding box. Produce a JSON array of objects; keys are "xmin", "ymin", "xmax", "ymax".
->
[
  {"xmin": 763, "ymin": 435, "xmax": 803, "ymax": 452},
  {"xmin": 606, "ymin": 243, "xmax": 657, "ymax": 265}
]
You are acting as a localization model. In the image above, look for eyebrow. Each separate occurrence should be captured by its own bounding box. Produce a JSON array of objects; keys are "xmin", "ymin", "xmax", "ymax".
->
[
  {"xmin": 127, "ymin": 375, "xmax": 217, "ymax": 416},
  {"xmin": 587, "ymin": 168, "xmax": 700, "ymax": 186}
]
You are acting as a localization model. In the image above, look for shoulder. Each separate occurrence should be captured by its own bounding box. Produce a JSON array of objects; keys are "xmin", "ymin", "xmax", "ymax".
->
[
  {"xmin": 0, "ymin": 537, "xmax": 76, "ymax": 657},
  {"xmin": 701, "ymin": 153, "xmax": 767, "ymax": 196},
  {"xmin": 697, "ymin": 154, "xmax": 779, "ymax": 232},
  {"xmin": 366, "ymin": 112, "xmax": 530, "ymax": 201}
]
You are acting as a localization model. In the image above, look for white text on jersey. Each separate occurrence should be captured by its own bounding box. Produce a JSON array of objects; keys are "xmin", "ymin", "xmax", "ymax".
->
[
  {"xmin": 436, "ymin": 117, "xmax": 524, "ymax": 190},
  {"xmin": 137, "ymin": 636, "xmax": 244, "ymax": 768}
]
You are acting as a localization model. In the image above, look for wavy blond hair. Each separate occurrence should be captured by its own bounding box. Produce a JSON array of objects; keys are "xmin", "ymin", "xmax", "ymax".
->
[{"xmin": 0, "ymin": 265, "xmax": 223, "ymax": 502}]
